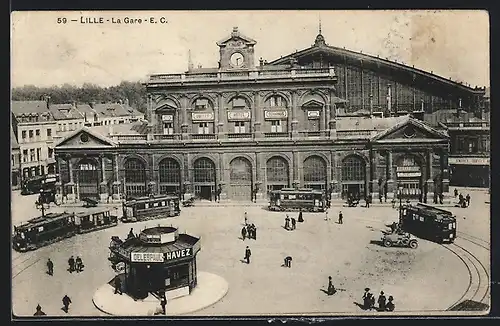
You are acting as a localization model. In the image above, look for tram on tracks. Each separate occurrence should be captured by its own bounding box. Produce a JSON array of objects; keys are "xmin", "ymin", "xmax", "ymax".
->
[
  {"xmin": 121, "ymin": 194, "xmax": 181, "ymax": 223},
  {"xmin": 21, "ymin": 174, "xmax": 59, "ymax": 195},
  {"xmin": 12, "ymin": 208, "xmax": 119, "ymax": 252},
  {"xmin": 401, "ymin": 203, "xmax": 457, "ymax": 243},
  {"xmin": 268, "ymin": 188, "xmax": 327, "ymax": 212}
]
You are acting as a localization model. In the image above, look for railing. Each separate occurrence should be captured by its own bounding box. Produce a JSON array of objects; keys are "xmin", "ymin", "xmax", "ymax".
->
[
  {"xmin": 148, "ymin": 68, "xmax": 335, "ymax": 84},
  {"xmin": 114, "ymin": 134, "xmax": 148, "ymax": 142},
  {"xmin": 227, "ymin": 133, "xmax": 253, "ymax": 139},
  {"xmin": 191, "ymin": 134, "xmax": 217, "ymax": 140},
  {"xmin": 263, "ymin": 132, "xmax": 291, "ymax": 139},
  {"xmin": 152, "ymin": 134, "xmax": 181, "ymax": 141},
  {"xmin": 336, "ymin": 130, "xmax": 373, "ymax": 139},
  {"xmin": 298, "ymin": 131, "xmax": 322, "ymax": 138}
]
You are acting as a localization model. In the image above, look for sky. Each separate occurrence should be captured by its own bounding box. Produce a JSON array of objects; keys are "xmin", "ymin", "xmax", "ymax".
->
[{"xmin": 11, "ymin": 10, "xmax": 490, "ymax": 88}]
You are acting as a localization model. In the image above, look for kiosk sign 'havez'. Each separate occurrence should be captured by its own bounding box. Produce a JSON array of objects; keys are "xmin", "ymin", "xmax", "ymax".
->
[{"xmin": 165, "ymin": 248, "xmax": 192, "ymax": 261}]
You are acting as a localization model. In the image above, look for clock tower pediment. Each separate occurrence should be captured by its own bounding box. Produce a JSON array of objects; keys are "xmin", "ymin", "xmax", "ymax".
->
[{"xmin": 217, "ymin": 27, "xmax": 256, "ymax": 70}]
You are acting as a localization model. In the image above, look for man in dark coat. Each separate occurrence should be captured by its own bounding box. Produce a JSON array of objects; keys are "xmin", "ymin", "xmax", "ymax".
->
[
  {"xmin": 285, "ymin": 215, "xmax": 290, "ymax": 230},
  {"xmin": 298, "ymin": 209, "xmax": 304, "ymax": 222},
  {"xmin": 377, "ymin": 291, "xmax": 387, "ymax": 311},
  {"xmin": 386, "ymin": 296, "xmax": 395, "ymax": 311},
  {"xmin": 160, "ymin": 295, "xmax": 167, "ymax": 315},
  {"xmin": 338, "ymin": 211, "xmax": 343, "ymax": 224},
  {"xmin": 114, "ymin": 276, "xmax": 122, "ymax": 295},
  {"xmin": 284, "ymin": 256, "xmax": 292, "ymax": 268},
  {"xmin": 241, "ymin": 226, "xmax": 247, "ymax": 240},
  {"xmin": 327, "ymin": 276, "xmax": 336, "ymax": 295},
  {"xmin": 62, "ymin": 295, "xmax": 72, "ymax": 313},
  {"xmin": 251, "ymin": 224, "xmax": 257, "ymax": 240},
  {"xmin": 466, "ymin": 193, "xmax": 471, "ymax": 207},
  {"xmin": 34, "ymin": 304, "xmax": 46, "ymax": 316},
  {"xmin": 68, "ymin": 256, "xmax": 75, "ymax": 273},
  {"xmin": 244, "ymin": 246, "xmax": 251, "ymax": 264},
  {"xmin": 75, "ymin": 256, "xmax": 83, "ymax": 273},
  {"xmin": 454, "ymin": 188, "xmax": 458, "ymax": 198},
  {"xmin": 291, "ymin": 217, "xmax": 296, "ymax": 230},
  {"xmin": 46, "ymin": 258, "xmax": 53, "ymax": 276}
]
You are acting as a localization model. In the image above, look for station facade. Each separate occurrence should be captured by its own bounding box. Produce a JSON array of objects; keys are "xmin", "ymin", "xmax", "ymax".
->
[{"xmin": 54, "ymin": 27, "xmax": 487, "ymax": 202}]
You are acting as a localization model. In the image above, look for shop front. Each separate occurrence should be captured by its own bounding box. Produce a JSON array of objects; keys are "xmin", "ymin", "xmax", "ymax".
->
[{"xmin": 109, "ymin": 226, "xmax": 201, "ymax": 300}]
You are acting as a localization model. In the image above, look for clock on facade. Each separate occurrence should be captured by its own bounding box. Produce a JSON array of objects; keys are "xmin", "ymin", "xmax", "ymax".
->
[{"xmin": 230, "ymin": 52, "xmax": 245, "ymax": 67}]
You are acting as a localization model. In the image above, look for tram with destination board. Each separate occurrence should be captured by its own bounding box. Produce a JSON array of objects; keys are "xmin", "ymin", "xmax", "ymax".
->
[
  {"xmin": 268, "ymin": 188, "xmax": 327, "ymax": 212},
  {"xmin": 400, "ymin": 203, "xmax": 457, "ymax": 243},
  {"xmin": 13, "ymin": 208, "xmax": 119, "ymax": 252},
  {"xmin": 121, "ymin": 194, "xmax": 181, "ymax": 223}
]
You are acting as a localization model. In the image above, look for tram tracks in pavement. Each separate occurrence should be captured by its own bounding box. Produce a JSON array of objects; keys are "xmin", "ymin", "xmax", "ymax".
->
[
  {"xmin": 12, "ymin": 251, "xmax": 43, "ymax": 279},
  {"xmin": 456, "ymin": 231, "xmax": 489, "ymax": 251},
  {"xmin": 443, "ymin": 237, "xmax": 490, "ymax": 311}
]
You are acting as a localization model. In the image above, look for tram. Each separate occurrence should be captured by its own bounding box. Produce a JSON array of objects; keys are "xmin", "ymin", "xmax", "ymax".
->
[
  {"xmin": 74, "ymin": 207, "xmax": 119, "ymax": 234},
  {"xmin": 13, "ymin": 212, "xmax": 76, "ymax": 252},
  {"xmin": 401, "ymin": 203, "xmax": 457, "ymax": 243},
  {"xmin": 121, "ymin": 194, "xmax": 181, "ymax": 223},
  {"xmin": 12, "ymin": 208, "xmax": 120, "ymax": 252},
  {"xmin": 268, "ymin": 188, "xmax": 326, "ymax": 212},
  {"xmin": 21, "ymin": 174, "xmax": 59, "ymax": 195}
]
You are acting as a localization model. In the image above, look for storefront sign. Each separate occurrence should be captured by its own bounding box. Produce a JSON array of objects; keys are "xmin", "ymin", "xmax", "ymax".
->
[
  {"xmin": 191, "ymin": 112, "xmax": 214, "ymax": 122},
  {"xmin": 397, "ymin": 172, "xmax": 422, "ymax": 178},
  {"xmin": 161, "ymin": 114, "xmax": 173, "ymax": 122},
  {"xmin": 396, "ymin": 166, "xmax": 421, "ymax": 172},
  {"xmin": 307, "ymin": 110, "xmax": 320, "ymax": 119},
  {"xmin": 227, "ymin": 110, "xmax": 251, "ymax": 121},
  {"xmin": 139, "ymin": 233, "xmax": 161, "ymax": 244},
  {"xmin": 449, "ymin": 157, "xmax": 489, "ymax": 166},
  {"xmin": 165, "ymin": 248, "xmax": 192, "ymax": 261},
  {"xmin": 264, "ymin": 110, "xmax": 287, "ymax": 120},
  {"xmin": 130, "ymin": 252, "xmax": 164, "ymax": 263}
]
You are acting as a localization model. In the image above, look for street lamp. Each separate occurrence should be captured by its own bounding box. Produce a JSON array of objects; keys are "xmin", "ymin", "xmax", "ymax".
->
[{"xmin": 398, "ymin": 184, "xmax": 404, "ymax": 227}]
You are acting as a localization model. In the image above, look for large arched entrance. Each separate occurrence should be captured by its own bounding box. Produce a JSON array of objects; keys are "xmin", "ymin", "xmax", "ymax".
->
[
  {"xmin": 76, "ymin": 158, "xmax": 99, "ymax": 200},
  {"xmin": 303, "ymin": 155, "xmax": 327, "ymax": 190},
  {"xmin": 341, "ymin": 155, "xmax": 366, "ymax": 200},
  {"xmin": 266, "ymin": 156, "xmax": 290, "ymax": 192},
  {"xmin": 158, "ymin": 158, "xmax": 181, "ymax": 195},
  {"xmin": 229, "ymin": 157, "xmax": 252, "ymax": 201},
  {"xmin": 396, "ymin": 155, "xmax": 423, "ymax": 200},
  {"xmin": 124, "ymin": 158, "xmax": 147, "ymax": 198},
  {"xmin": 193, "ymin": 157, "xmax": 216, "ymax": 201}
]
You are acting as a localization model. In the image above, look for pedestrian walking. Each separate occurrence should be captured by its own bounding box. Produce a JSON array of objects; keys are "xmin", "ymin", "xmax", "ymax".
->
[
  {"xmin": 127, "ymin": 228, "xmax": 135, "ymax": 239},
  {"xmin": 33, "ymin": 304, "xmax": 46, "ymax": 316},
  {"xmin": 283, "ymin": 256, "xmax": 292, "ymax": 268},
  {"xmin": 327, "ymin": 276, "xmax": 336, "ymax": 295},
  {"xmin": 251, "ymin": 224, "xmax": 257, "ymax": 240},
  {"xmin": 244, "ymin": 211, "xmax": 248, "ymax": 225},
  {"xmin": 365, "ymin": 195, "xmax": 371, "ymax": 208},
  {"xmin": 454, "ymin": 188, "xmax": 458, "ymax": 198},
  {"xmin": 285, "ymin": 215, "xmax": 290, "ymax": 229},
  {"xmin": 338, "ymin": 211, "xmax": 343, "ymax": 224},
  {"xmin": 298, "ymin": 209, "xmax": 304, "ymax": 222},
  {"xmin": 241, "ymin": 226, "xmax": 247, "ymax": 240},
  {"xmin": 379, "ymin": 193, "xmax": 383, "ymax": 204},
  {"xmin": 466, "ymin": 194, "xmax": 471, "ymax": 207},
  {"xmin": 386, "ymin": 296, "xmax": 395, "ymax": 311},
  {"xmin": 68, "ymin": 256, "xmax": 75, "ymax": 273},
  {"xmin": 75, "ymin": 256, "xmax": 83, "ymax": 273},
  {"xmin": 377, "ymin": 291, "xmax": 387, "ymax": 311},
  {"xmin": 244, "ymin": 246, "xmax": 251, "ymax": 264},
  {"xmin": 46, "ymin": 258, "xmax": 53, "ymax": 276},
  {"xmin": 291, "ymin": 217, "xmax": 296, "ymax": 230},
  {"xmin": 160, "ymin": 296, "xmax": 167, "ymax": 315},
  {"xmin": 114, "ymin": 276, "xmax": 122, "ymax": 295},
  {"xmin": 62, "ymin": 295, "xmax": 72, "ymax": 313}
]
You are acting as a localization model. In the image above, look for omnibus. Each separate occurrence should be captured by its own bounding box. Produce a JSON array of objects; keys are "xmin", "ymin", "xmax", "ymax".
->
[
  {"xmin": 401, "ymin": 203, "xmax": 457, "ymax": 243},
  {"xmin": 121, "ymin": 194, "xmax": 181, "ymax": 223},
  {"xmin": 21, "ymin": 174, "xmax": 59, "ymax": 195},
  {"xmin": 269, "ymin": 188, "xmax": 326, "ymax": 212}
]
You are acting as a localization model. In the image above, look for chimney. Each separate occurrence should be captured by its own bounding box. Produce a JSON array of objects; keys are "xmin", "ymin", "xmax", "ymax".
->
[{"xmin": 259, "ymin": 57, "xmax": 264, "ymax": 67}]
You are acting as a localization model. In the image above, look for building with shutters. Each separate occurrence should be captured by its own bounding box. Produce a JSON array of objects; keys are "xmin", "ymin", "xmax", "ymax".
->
[{"xmin": 53, "ymin": 27, "xmax": 487, "ymax": 203}]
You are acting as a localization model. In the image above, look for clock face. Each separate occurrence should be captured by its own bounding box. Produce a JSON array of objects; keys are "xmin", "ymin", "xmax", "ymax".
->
[{"xmin": 230, "ymin": 52, "xmax": 244, "ymax": 67}]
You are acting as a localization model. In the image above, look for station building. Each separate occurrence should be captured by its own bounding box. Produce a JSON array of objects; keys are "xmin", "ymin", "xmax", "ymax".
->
[{"xmin": 53, "ymin": 27, "xmax": 487, "ymax": 202}]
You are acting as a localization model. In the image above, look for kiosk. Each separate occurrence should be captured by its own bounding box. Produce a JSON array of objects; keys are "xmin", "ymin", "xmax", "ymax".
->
[{"xmin": 109, "ymin": 226, "xmax": 201, "ymax": 300}]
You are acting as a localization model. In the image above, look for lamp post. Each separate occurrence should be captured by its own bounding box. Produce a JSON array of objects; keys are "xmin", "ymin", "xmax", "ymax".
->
[{"xmin": 398, "ymin": 184, "xmax": 403, "ymax": 227}]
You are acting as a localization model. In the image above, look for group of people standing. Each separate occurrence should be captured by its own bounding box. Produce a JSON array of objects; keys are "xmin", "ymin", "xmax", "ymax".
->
[
  {"xmin": 68, "ymin": 256, "xmax": 84, "ymax": 273},
  {"xmin": 362, "ymin": 288, "xmax": 395, "ymax": 311},
  {"xmin": 241, "ymin": 212, "xmax": 257, "ymax": 240},
  {"xmin": 454, "ymin": 189, "xmax": 471, "ymax": 208}
]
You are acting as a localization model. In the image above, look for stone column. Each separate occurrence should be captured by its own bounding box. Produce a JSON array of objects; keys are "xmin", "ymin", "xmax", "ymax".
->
[
  {"xmin": 330, "ymin": 151, "xmax": 340, "ymax": 198},
  {"xmin": 148, "ymin": 154, "xmax": 157, "ymax": 195},
  {"xmin": 440, "ymin": 148, "xmax": 450, "ymax": 194},
  {"xmin": 254, "ymin": 152, "xmax": 263, "ymax": 200},
  {"xmin": 213, "ymin": 93, "xmax": 219, "ymax": 136},
  {"xmin": 386, "ymin": 150, "xmax": 395, "ymax": 199},
  {"xmin": 292, "ymin": 151, "xmax": 300, "ymax": 188},
  {"xmin": 99, "ymin": 154, "xmax": 108, "ymax": 201},
  {"xmin": 253, "ymin": 91, "xmax": 263, "ymax": 138},
  {"xmin": 55, "ymin": 156, "xmax": 64, "ymax": 203},
  {"xmin": 183, "ymin": 153, "xmax": 193, "ymax": 196},
  {"xmin": 291, "ymin": 91, "xmax": 299, "ymax": 139},
  {"xmin": 146, "ymin": 94, "xmax": 155, "ymax": 141},
  {"xmin": 369, "ymin": 149, "xmax": 379, "ymax": 198},
  {"xmin": 426, "ymin": 149, "xmax": 434, "ymax": 203},
  {"xmin": 112, "ymin": 153, "xmax": 121, "ymax": 200},
  {"xmin": 218, "ymin": 153, "xmax": 227, "ymax": 200},
  {"xmin": 66, "ymin": 155, "xmax": 76, "ymax": 202},
  {"xmin": 180, "ymin": 95, "xmax": 189, "ymax": 139},
  {"xmin": 329, "ymin": 90, "xmax": 337, "ymax": 139},
  {"xmin": 217, "ymin": 93, "xmax": 226, "ymax": 139}
]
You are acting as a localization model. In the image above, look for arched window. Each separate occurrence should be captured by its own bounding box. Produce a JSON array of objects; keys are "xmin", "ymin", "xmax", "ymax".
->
[
  {"xmin": 267, "ymin": 95, "xmax": 287, "ymax": 108},
  {"xmin": 77, "ymin": 158, "xmax": 99, "ymax": 199},
  {"xmin": 124, "ymin": 158, "xmax": 146, "ymax": 197},
  {"xmin": 266, "ymin": 156, "xmax": 289, "ymax": 183},
  {"xmin": 342, "ymin": 155, "xmax": 365, "ymax": 181},
  {"xmin": 194, "ymin": 98, "xmax": 213, "ymax": 110},
  {"xmin": 230, "ymin": 157, "xmax": 252, "ymax": 182},
  {"xmin": 159, "ymin": 158, "xmax": 181, "ymax": 194},
  {"xmin": 304, "ymin": 156, "xmax": 327, "ymax": 188},
  {"xmin": 194, "ymin": 158, "xmax": 215, "ymax": 183}
]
